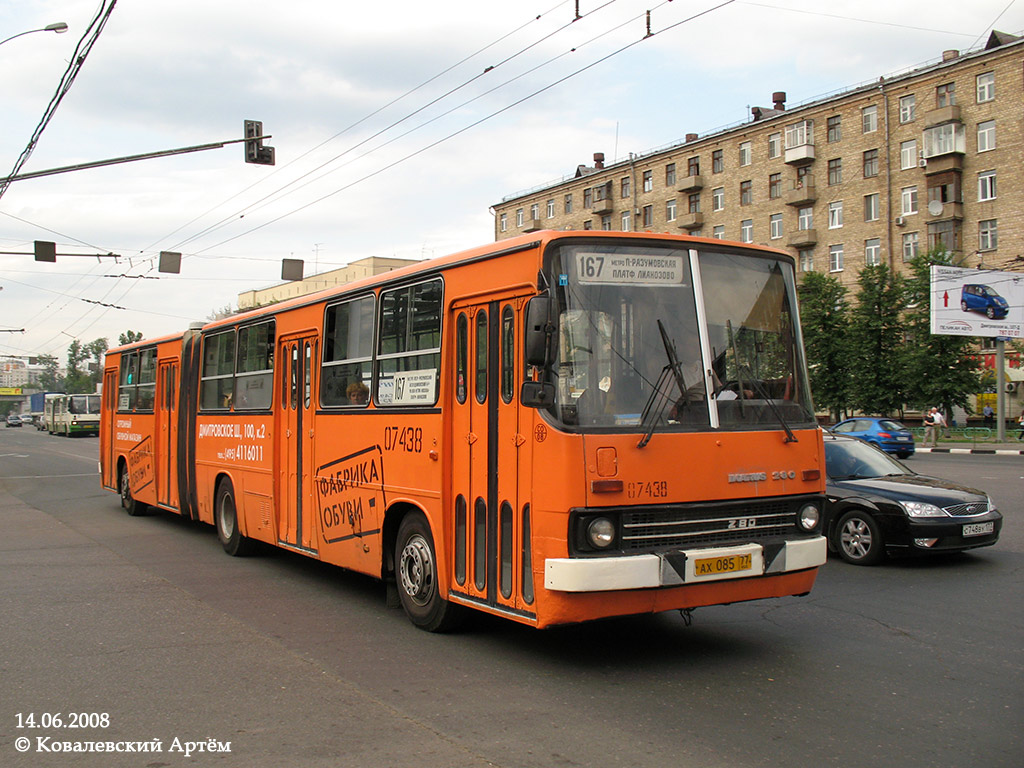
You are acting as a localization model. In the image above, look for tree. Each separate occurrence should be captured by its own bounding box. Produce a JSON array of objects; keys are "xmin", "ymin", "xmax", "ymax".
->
[
  {"xmin": 902, "ymin": 249, "xmax": 980, "ymax": 419},
  {"xmin": 37, "ymin": 354, "xmax": 62, "ymax": 391},
  {"xmin": 119, "ymin": 330, "xmax": 143, "ymax": 346},
  {"xmin": 848, "ymin": 264, "xmax": 906, "ymax": 415},
  {"xmin": 85, "ymin": 338, "xmax": 108, "ymax": 391},
  {"xmin": 798, "ymin": 271, "xmax": 852, "ymax": 421},
  {"xmin": 64, "ymin": 338, "xmax": 108, "ymax": 393}
]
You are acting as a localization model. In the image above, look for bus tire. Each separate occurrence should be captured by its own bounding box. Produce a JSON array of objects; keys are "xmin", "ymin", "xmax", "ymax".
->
[
  {"xmin": 215, "ymin": 480, "xmax": 252, "ymax": 557},
  {"xmin": 119, "ymin": 462, "xmax": 146, "ymax": 517},
  {"xmin": 395, "ymin": 511, "xmax": 463, "ymax": 632}
]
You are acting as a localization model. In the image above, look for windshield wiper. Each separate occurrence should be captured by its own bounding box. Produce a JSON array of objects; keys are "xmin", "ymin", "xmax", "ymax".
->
[
  {"xmin": 736, "ymin": 364, "xmax": 798, "ymax": 443},
  {"xmin": 638, "ymin": 319, "xmax": 688, "ymax": 448}
]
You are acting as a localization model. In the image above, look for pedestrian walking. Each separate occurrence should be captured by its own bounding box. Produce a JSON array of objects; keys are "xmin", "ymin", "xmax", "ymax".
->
[
  {"xmin": 923, "ymin": 408, "xmax": 938, "ymax": 447},
  {"xmin": 1017, "ymin": 408, "xmax": 1024, "ymax": 441},
  {"xmin": 983, "ymin": 404, "xmax": 995, "ymax": 429},
  {"xmin": 935, "ymin": 407, "xmax": 949, "ymax": 438}
]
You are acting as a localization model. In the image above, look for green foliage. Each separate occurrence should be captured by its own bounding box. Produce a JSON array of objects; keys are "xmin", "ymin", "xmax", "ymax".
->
[
  {"xmin": 119, "ymin": 330, "xmax": 143, "ymax": 346},
  {"xmin": 902, "ymin": 249, "xmax": 980, "ymax": 415},
  {"xmin": 797, "ymin": 272, "xmax": 851, "ymax": 421},
  {"xmin": 64, "ymin": 338, "xmax": 108, "ymax": 394},
  {"xmin": 847, "ymin": 265, "xmax": 906, "ymax": 416},
  {"xmin": 37, "ymin": 354, "xmax": 62, "ymax": 390}
]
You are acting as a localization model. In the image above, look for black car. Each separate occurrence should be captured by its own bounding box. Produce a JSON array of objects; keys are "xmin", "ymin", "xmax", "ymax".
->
[{"xmin": 823, "ymin": 433, "xmax": 1002, "ymax": 565}]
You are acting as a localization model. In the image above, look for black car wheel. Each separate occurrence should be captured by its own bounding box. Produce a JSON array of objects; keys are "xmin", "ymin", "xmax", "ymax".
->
[
  {"xmin": 834, "ymin": 508, "xmax": 884, "ymax": 565},
  {"xmin": 395, "ymin": 511, "xmax": 463, "ymax": 632}
]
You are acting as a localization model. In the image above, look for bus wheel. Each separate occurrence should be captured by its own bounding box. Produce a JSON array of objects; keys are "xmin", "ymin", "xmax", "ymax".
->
[
  {"xmin": 119, "ymin": 464, "xmax": 146, "ymax": 517},
  {"xmin": 395, "ymin": 512, "xmax": 463, "ymax": 632},
  {"xmin": 215, "ymin": 480, "xmax": 252, "ymax": 557}
]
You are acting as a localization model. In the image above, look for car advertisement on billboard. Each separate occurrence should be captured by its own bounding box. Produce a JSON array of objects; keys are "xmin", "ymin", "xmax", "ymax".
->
[{"xmin": 930, "ymin": 265, "xmax": 1023, "ymax": 338}]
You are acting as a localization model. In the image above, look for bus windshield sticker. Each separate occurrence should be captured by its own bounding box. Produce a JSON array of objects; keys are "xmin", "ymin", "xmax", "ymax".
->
[{"xmin": 575, "ymin": 252, "xmax": 685, "ymax": 285}]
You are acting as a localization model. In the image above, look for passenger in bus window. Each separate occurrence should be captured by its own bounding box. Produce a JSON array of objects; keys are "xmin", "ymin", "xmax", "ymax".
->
[{"xmin": 347, "ymin": 380, "xmax": 369, "ymax": 405}]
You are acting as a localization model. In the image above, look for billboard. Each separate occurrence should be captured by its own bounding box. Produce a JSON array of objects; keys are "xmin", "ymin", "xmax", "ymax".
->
[{"xmin": 930, "ymin": 266, "xmax": 1024, "ymax": 338}]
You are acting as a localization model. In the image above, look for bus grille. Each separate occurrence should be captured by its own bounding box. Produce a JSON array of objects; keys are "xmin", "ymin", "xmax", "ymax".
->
[{"xmin": 620, "ymin": 500, "xmax": 796, "ymax": 552}]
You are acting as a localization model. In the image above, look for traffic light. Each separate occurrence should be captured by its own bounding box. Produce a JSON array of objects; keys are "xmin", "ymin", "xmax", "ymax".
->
[{"xmin": 244, "ymin": 120, "xmax": 275, "ymax": 165}]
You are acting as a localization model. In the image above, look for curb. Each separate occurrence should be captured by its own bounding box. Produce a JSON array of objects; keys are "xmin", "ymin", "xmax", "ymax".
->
[{"xmin": 917, "ymin": 448, "xmax": 1024, "ymax": 454}]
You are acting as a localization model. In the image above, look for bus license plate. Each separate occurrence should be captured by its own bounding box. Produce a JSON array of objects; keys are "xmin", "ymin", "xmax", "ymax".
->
[
  {"xmin": 963, "ymin": 522, "xmax": 994, "ymax": 537},
  {"xmin": 693, "ymin": 553, "xmax": 753, "ymax": 577}
]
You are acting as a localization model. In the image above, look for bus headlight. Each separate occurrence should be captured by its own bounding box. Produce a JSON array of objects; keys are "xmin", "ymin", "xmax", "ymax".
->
[
  {"xmin": 798, "ymin": 503, "xmax": 820, "ymax": 531},
  {"xmin": 586, "ymin": 517, "xmax": 616, "ymax": 549}
]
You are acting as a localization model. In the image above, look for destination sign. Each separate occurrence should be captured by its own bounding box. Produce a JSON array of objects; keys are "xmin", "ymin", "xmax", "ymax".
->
[{"xmin": 575, "ymin": 252, "xmax": 685, "ymax": 286}]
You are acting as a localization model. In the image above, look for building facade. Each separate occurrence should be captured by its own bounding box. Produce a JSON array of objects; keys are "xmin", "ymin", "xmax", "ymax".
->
[
  {"xmin": 237, "ymin": 256, "xmax": 417, "ymax": 309},
  {"xmin": 492, "ymin": 33, "xmax": 1024, "ymax": 285}
]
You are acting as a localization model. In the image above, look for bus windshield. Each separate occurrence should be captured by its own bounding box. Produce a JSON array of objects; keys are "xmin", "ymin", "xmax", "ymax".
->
[
  {"xmin": 69, "ymin": 395, "xmax": 101, "ymax": 415},
  {"xmin": 543, "ymin": 241, "xmax": 815, "ymax": 434}
]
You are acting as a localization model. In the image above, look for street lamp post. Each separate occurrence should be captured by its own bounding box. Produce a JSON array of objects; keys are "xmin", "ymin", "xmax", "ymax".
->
[{"xmin": 0, "ymin": 22, "xmax": 69, "ymax": 48}]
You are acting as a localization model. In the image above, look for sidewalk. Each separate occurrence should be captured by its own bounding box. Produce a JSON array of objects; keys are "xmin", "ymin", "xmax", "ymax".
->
[{"xmin": 915, "ymin": 440, "xmax": 1024, "ymax": 455}]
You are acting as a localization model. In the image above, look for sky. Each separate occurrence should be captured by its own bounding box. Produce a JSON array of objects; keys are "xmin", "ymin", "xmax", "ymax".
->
[{"xmin": 1, "ymin": 0, "xmax": 1022, "ymax": 363}]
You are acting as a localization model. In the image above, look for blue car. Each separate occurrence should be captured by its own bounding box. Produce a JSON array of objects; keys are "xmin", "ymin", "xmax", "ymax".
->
[
  {"xmin": 961, "ymin": 284, "xmax": 1009, "ymax": 319},
  {"xmin": 830, "ymin": 417, "xmax": 915, "ymax": 459}
]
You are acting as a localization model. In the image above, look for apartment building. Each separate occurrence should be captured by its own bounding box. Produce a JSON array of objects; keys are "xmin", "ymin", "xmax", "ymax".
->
[{"xmin": 492, "ymin": 32, "xmax": 1024, "ymax": 285}]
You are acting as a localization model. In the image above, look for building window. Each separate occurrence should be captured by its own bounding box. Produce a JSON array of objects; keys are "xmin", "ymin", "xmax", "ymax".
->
[
  {"xmin": 827, "ymin": 115, "xmax": 841, "ymax": 143},
  {"xmin": 862, "ymin": 105, "xmax": 878, "ymax": 133},
  {"xmin": 899, "ymin": 94, "xmax": 916, "ymax": 123},
  {"xmin": 712, "ymin": 149, "xmax": 723, "ymax": 173},
  {"xmin": 927, "ymin": 220, "xmax": 960, "ymax": 252},
  {"xmin": 621, "ymin": 210, "xmax": 631, "ymax": 231},
  {"xmin": 936, "ymin": 82, "xmax": 956, "ymax": 107},
  {"xmin": 768, "ymin": 172, "xmax": 781, "ymax": 199},
  {"xmin": 978, "ymin": 170, "xmax": 996, "ymax": 201},
  {"xmin": 690, "ymin": 229, "xmax": 703, "ymax": 238},
  {"xmin": 564, "ymin": 193, "xmax": 573, "ymax": 214},
  {"xmin": 829, "ymin": 244, "xmax": 844, "ymax": 272},
  {"xmin": 798, "ymin": 206, "xmax": 813, "ymax": 231},
  {"xmin": 642, "ymin": 170, "xmax": 653, "ymax": 192},
  {"xmin": 976, "ymin": 71, "xmax": 995, "ymax": 103},
  {"xmin": 770, "ymin": 213, "xmax": 783, "ymax": 240},
  {"xmin": 601, "ymin": 215, "xmax": 612, "ymax": 230},
  {"xmin": 865, "ymin": 238, "xmax": 881, "ymax": 266},
  {"xmin": 828, "ymin": 158, "xmax": 842, "ymax": 185},
  {"xmin": 499, "ymin": 213, "xmax": 507, "ymax": 232},
  {"xmin": 900, "ymin": 140, "xmax": 918, "ymax": 170},
  {"xmin": 546, "ymin": 199, "xmax": 555, "ymax": 218},
  {"xmin": 799, "ymin": 249, "xmax": 814, "ymax": 272},
  {"xmin": 785, "ymin": 120, "xmax": 813, "ymax": 148},
  {"xmin": 621, "ymin": 177, "xmax": 631, "ymax": 198},
  {"xmin": 712, "ymin": 225, "xmax": 724, "ymax": 239},
  {"xmin": 712, "ymin": 186, "xmax": 724, "ymax": 211},
  {"xmin": 740, "ymin": 219, "xmax": 753, "ymax": 243},
  {"xmin": 768, "ymin": 132, "xmax": 781, "ymax": 158},
  {"xmin": 666, "ymin": 199, "xmax": 677, "ymax": 221},
  {"xmin": 739, "ymin": 141, "xmax": 752, "ymax": 167},
  {"xmin": 977, "ymin": 120, "xmax": 995, "ymax": 152},
  {"xmin": 688, "ymin": 193, "xmax": 701, "ymax": 213},
  {"xmin": 583, "ymin": 188, "xmax": 592, "ymax": 208},
  {"xmin": 863, "ymin": 149, "xmax": 879, "ymax": 178},
  {"xmin": 740, "ymin": 180, "xmax": 752, "ymax": 205},
  {"xmin": 901, "ymin": 186, "xmax": 918, "ymax": 215},
  {"xmin": 979, "ymin": 219, "xmax": 998, "ymax": 251},
  {"xmin": 530, "ymin": 203, "xmax": 539, "ymax": 220},
  {"xmin": 642, "ymin": 205, "xmax": 653, "ymax": 227},
  {"xmin": 516, "ymin": 208, "xmax": 524, "ymax": 227},
  {"xmin": 864, "ymin": 193, "xmax": 880, "ymax": 222},
  {"xmin": 928, "ymin": 174, "xmax": 961, "ymax": 205},
  {"xmin": 583, "ymin": 220, "xmax": 592, "ymax": 230},
  {"xmin": 665, "ymin": 163, "xmax": 676, "ymax": 187},
  {"xmin": 902, "ymin": 232, "xmax": 919, "ymax": 261},
  {"xmin": 828, "ymin": 201, "xmax": 843, "ymax": 229},
  {"xmin": 923, "ymin": 122, "xmax": 965, "ymax": 157}
]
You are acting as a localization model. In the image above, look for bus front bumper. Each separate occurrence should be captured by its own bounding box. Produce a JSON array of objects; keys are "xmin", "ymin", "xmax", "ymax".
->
[{"xmin": 544, "ymin": 536, "xmax": 826, "ymax": 592}]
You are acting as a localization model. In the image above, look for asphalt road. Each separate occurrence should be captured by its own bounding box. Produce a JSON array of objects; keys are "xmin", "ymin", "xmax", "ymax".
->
[{"xmin": 1, "ymin": 428, "xmax": 1021, "ymax": 767}]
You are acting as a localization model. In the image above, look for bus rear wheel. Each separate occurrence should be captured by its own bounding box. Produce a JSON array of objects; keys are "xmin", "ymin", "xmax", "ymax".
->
[
  {"xmin": 215, "ymin": 480, "xmax": 252, "ymax": 557},
  {"xmin": 119, "ymin": 463, "xmax": 146, "ymax": 516},
  {"xmin": 395, "ymin": 512, "xmax": 463, "ymax": 632}
]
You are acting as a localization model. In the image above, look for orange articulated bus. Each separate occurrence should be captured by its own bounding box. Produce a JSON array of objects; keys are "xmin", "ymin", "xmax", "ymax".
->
[{"xmin": 100, "ymin": 231, "xmax": 827, "ymax": 631}]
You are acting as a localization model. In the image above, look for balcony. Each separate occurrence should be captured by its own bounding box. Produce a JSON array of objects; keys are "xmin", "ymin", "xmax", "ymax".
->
[
  {"xmin": 787, "ymin": 229, "xmax": 817, "ymax": 248},
  {"xmin": 676, "ymin": 212, "xmax": 704, "ymax": 230},
  {"xmin": 924, "ymin": 104, "xmax": 961, "ymax": 128},
  {"xmin": 926, "ymin": 201, "xmax": 964, "ymax": 221},
  {"xmin": 522, "ymin": 216, "xmax": 542, "ymax": 233},
  {"xmin": 677, "ymin": 174, "xmax": 704, "ymax": 193},
  {"xmin": 785, "ymin": 176, "xmax": 817, "ymax": 206},
  {"xmin": 923, "ymin": 153, "xmax": 963, "ymax": 175},
  {"xmin": 784, "ymin": 143, "xmax": 815, "ymax": 166},
  {"xmin": 592, "ymin": 197, "xmax": 614, "ymax": 215}
]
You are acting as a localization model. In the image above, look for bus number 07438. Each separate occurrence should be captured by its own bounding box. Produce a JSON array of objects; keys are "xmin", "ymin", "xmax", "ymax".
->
[{"xmin": 384, "ymin": 426, "xmax": 422, "ymax": 453}]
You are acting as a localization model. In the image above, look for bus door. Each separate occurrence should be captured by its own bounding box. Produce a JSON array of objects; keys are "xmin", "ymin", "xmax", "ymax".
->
[
  {"xmin": 156, "ymin": 360, "xmax": 179, "ymax": 509},
  {"xmin": 275, "ymin": 334, "xmax": 319, "ymax": 554},
  {"xmin": 450, "ymin": 295, "xmax": 531, "ymax": 613},
  {"xmin": 102, "ymin": 369, "xmax": 118, "ymax": 490}
]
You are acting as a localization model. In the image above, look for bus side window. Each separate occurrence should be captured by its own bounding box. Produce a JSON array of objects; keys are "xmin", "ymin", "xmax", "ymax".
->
[{"xmin": 500, "ymin": 305, "xmax": 514, "ymax": 404}]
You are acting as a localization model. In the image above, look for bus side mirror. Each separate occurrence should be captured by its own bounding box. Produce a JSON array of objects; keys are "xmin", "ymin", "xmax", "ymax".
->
[
  {"xmin": 524, "ymin": 296, "xmax": 554, "ymax": 367},
  {"xmin": 520, "ymin": 380, "xmax": 555, "ymax": 408}
]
